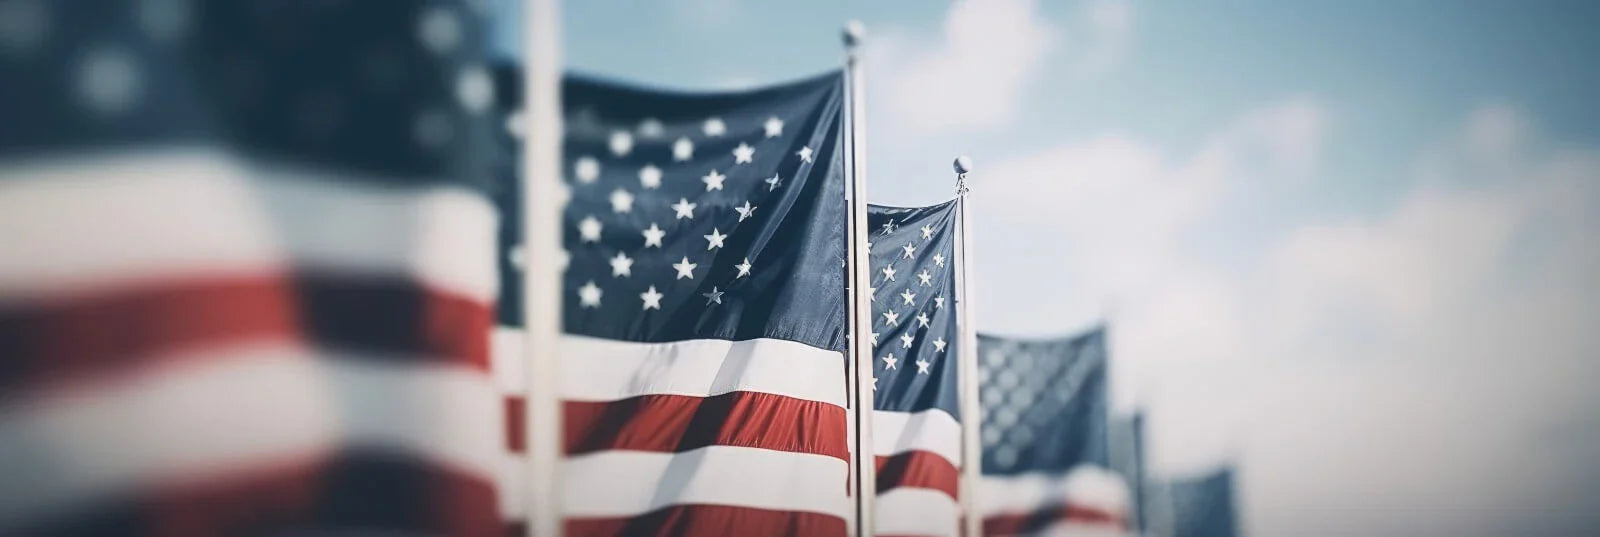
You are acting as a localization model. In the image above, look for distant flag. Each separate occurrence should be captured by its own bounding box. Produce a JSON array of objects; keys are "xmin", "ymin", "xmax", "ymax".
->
[
  {"xmin": 978, "ymin": 328, "xmax": 1127, "ymax": 536},
  {"xmin": 868, "ymin": 201, "xmax": 965, "ymax": 536},
  {"xmin": 0, "ymin": 2, "xmax": 504, "ymax": 535},
  {"xmin": 1164, "ymin": 468, "xmax": 1239, "ymax": 537},
  {"xmin": 492, "ymin": 68, "xmax": 852, "ymax": 536}
]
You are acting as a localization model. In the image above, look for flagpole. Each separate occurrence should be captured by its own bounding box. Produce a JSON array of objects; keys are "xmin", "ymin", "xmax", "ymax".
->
[
  {"xmin": 842, "ymin": 20, "xmax": 876, "ymax": 537},
  {"xmin": 951, "ymin": 156, "xmax": 982, "ymax": 537},
  {"xmin": 522, "ymin": 0, "xmax": 563, "ymax": 535}
]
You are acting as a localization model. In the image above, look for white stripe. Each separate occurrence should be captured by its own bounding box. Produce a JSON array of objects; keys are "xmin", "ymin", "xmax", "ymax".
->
[
  {"xmin": 872, "ymin": 408, "xmax": 962, "ymax": 467},
  {"xmin": 1031, "ymin": 522, "xmax": 1129, "ymax": 537},
  {"xmin": 0, "ymin": 343, "xmax": 501, "ymax": 527},
  {"xmin": 876, "ymin": 488, "xmax": 960, "ymax": 536},
  {"xmin": 0, "ymin": 149, "xmax": 498, "ymax": 303},
  {"xmin": 492, "ymin": 330, "xmax": 846, "ymax": 407},
  {"xmin": 978, "ymin": 466, "xmax": 1129, "ymax": 517},
  {"xmin": 562, "ymin": 446, "xmax": 850, "ymax": 520}
]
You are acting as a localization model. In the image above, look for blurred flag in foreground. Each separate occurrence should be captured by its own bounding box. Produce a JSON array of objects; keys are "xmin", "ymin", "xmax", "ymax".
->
[
  {"xmin": 867, "ymin": 201, "xmax": 965, "ymax": 536},
  {"xmin": 1, "ymin": 1, "xmax": 504, "ymax": 535},
  {"xmin": 978, "ymin": 328, "xmax": 1128, "ymax": 536},
  {"xmin": 1161, "ymin": 468, "xmax": 1239, "ymax": 537},
  {"xmin": 492, "ymin": 69, "xmax": 851, "ymax": 536}
]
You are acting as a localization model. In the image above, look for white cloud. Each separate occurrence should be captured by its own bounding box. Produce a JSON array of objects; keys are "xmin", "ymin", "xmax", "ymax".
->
[
  {"xmin": 867, "ymin": 0, "xmax": 1056, "ymax": 134},
  {"xmin": 976, "ymin": 102, "xmax": 1600, "ymax": 535}
]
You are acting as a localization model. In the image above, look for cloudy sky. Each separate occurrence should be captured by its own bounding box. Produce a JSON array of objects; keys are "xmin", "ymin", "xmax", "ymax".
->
[{"xmin": 493, "ymin": 1, "xmax": 1600, "ymax": 534}]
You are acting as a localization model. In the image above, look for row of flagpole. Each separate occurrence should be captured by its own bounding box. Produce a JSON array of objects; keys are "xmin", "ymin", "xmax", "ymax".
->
[{"xmin": 516, "ymin": 3, "xmax": 982, "ymax": 535}]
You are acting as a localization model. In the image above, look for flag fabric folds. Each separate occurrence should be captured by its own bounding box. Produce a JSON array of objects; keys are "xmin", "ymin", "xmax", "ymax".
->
[
  {"xmin": 1, "ymin": 2, "xmax": 504, "ymax": 535},
  {"xmin": 1163, "ymin": 468, "xmax": 1239, "ymax": 537},
  {"xmin": 978, "ymin": 328, "xmax": 1125, "ymax": 536},
  {"xmin": 866, "ymin": 201, "xmax": 965, "ymax": 537},
  {"xmin": 492, "ymin": 68, "xmax": 852, "ymax": 536}
]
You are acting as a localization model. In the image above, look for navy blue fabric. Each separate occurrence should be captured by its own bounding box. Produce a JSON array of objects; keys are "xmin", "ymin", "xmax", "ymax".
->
[
  {"xmin": 0, "ymin": 0, "xmax": 500, "ymax": 193},
  {"xmin": 868, "ymin": 201, "xmax": 962, "ymax": 420},
  {"xmin": 1169, "ymin": 468, "xmax": 1239, "ymax": 537},
  {"xmin": 978, "ymin": 327, "xmax": 1110, "ymax": 475},
  {"xmin": 492, "ymin": 69, "xmax": 848, "ymax": 352}
]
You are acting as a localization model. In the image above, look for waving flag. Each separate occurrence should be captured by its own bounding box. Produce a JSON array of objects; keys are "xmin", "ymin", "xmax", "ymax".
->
[
  {"xmin": 492, "ymin": 69, "xmax": 851, "ymax": 536},
  {"xmin": 0, "ymin": 2, "xmax": 503, "ymax": 535},
  {"xmin": 867, "ymin": 201, "xmax": 965, "ymax": 537},
  {"xmin": 979, "ymin": 328, "xmax": 1125, "ymax": 536},
  {"xmin": 1163, "ymin": 468, "xmax": 1239, "ymax": 537}
]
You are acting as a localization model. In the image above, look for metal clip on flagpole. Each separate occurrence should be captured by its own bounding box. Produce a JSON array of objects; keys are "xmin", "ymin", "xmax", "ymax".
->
[
  {"xmin": 951, "ymin": 155, "xmax": 983, "ymax": 537},
  {"xmin": 523, "ymin": 0, "xmax": 563, "ymax": 535},
  {"xmin": 842, "ymin": 20, "xmax": 877, "ymax": 537}
]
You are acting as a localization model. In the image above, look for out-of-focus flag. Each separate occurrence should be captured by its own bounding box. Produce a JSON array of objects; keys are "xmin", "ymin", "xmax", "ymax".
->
[
  {"xmin": 0, "ymin": 1, "xmax": 504, "ymax": 535},
  {"xmin": 1162, "ymin": 468, "xmax": 1238, "ymax": 537},
  {"xmin": 979, "ymin": 328, "xmax": 1128, "ymax": 536},
  {"xmin": 491, "ymin": 68, "xmax": 852, "ymax": 536},
  {"xmin": 867, "ymin": 201, "xmax": 965, "ymax": 536}
]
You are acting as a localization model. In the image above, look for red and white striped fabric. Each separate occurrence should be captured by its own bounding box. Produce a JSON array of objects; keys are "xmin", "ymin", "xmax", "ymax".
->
[
  {"xmin": 979, "ymin": 465, "xmax": 1130, "ymax": 536},
  {"xmin": 874, "ymin": 408, "xmax": 964, "ymax": 537},
  {"xmin": 0, "ymin": 2, "xmax": 507, "ymax": 534},
  {"xmin": 494, "ymin": 329, "xmax": 849, "ymax": 536},
  {"xmin": 0, "ymin": 151, "xmax": 504, "ymax": 535}
]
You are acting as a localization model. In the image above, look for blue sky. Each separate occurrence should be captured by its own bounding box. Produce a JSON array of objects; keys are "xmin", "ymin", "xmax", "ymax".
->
[{"xmin": 492, "ymin": 1, "xmax": 1600, "ymax": 534}]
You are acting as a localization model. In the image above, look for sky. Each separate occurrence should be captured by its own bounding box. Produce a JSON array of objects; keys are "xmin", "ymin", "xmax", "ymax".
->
[{"xmin": 491, "ymin": 1, "xmax": 1600, "ymax": 535}]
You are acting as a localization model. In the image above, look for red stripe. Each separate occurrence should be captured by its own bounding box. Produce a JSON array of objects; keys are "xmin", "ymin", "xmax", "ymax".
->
[
  {"xmin": 13, "ymin": 450, "xmax": 500, "ymax": 537},
  {"xmin": 566, "ymin": 504, "xmax": 847, "ymax": 537},
  {"xmin": 0, "ymin": 273, "xmax": 492, "ymax": 397},
  {"xmin": 563, "ymin": 391, "xmax": 849, "ymax": 460},
  {"xmin": 982, "ymin": 504, "xmax": 1125, "ymax": 536},
  {"xmin": 875, "ymin": 450, "xmax": 960, "ymax": 500}
]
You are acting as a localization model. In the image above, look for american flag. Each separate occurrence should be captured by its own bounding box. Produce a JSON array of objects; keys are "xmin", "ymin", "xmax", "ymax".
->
[
  {"xmin": 978, "ymin": 328, "xmax": 1128, "ymax": 536},
  {"xmin": 1158, "ymin": 468, "xmax": 1238, "ymax": 537},
  {"xmin": 867, "ymin": 201, "xmax": 966, "ymax": 537},
  {"xmin": 1, "ymin": 2, "xmax": 504, "ymax": 535},
  {"xmin": 491, "ymin": 68, "xmax": 851, "ymax": 536}
]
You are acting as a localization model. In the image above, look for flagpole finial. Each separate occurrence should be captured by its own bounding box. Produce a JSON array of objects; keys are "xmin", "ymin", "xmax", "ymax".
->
[
  {"xmin": 954, "ymin": 155, "xmax": 973, "ymax": 195},
  {"xmin": 843, "ymin": 20, "xmax": 866, "ymax": 50}
]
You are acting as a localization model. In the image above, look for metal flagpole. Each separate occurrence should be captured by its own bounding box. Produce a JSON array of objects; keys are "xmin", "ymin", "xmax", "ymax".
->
[
  {"xmin": 522, "ymin": 0, "xmax": 563, "ymax": 535},
  {"xmin": 842, "ymin": 20, "xmax": 876, "ymax": 537},
  {"xmin": 951, "ymin": 155, "xmax": 982, "ymax": 537}
]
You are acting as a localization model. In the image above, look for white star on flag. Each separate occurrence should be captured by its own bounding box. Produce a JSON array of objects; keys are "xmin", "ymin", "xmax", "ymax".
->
[
  {"xmin": 733, "ymin": 142, "xmax": 755, "ymax": 164},
  {"xmin": 640, "ymin": 286, "xmax": 664, "ymax": 310},
  {"xmin": 934, "ymin": 296, "xmax": 945, "ymax": 309},
  {"xmin": 578, "ymin": 215, "xmax": 602, "ymax": 243},
  {"xmin": 609, "ymin": 130, "xmax": 633, "ymax": 156},
  {"xmin": 637, "ymin": 118, "xmax": 663, "ymax": 138},
  {"xmin": 882, "ymin": 353, "xmax": 898, "ymax": 369},
  {"xmin": 734, "ymin": 201, "xmax": 756, "ymax": 222},
  {"xmin": 578, "ymin": 280, "xmax": 601, "ymax": 308},
  {"xmin": 642, "ymin": 223, "xmax": 665, "ymax": 248},
  {"xmin": 915, "ymin": 359, "xmax": 931, "ymax": 375},
  {"xmin": 703, "ymin": 286, "xmax": 725, "ymax": 305},
  {"xmin": 901, "ymin": 242, "xmax": 916, "ymax": 259},
  {"xmin": 918, "ymin": 270, "xmax": 933, "ymax": 286},
  {"xmin": 900, "ymin": 333, "xmax": 914, "ymax": 349},
  {"xmin": 701, "ymin": 169, "xmax": 726, "ymax": 191},
  {"xmin": 672, "ymin": 198, "xmax": 696, "ymax": 219},
  {"xmin": 703, "ymin": 117, "xmax": 726, "ymax": 137},
  {"xmin": 764, "ymin": 116, "xmax": 784, "ymax": 138},
  {"xmin": 735, "ymin": 258, "xmax": 753, "ymax": 278},
  {"xmin": 882, "ymin": 310, "xmax": 900, "ymax": 326},
  {"xmin": 704, "ymin": 228, "xmax": 727, "ymax": 250},
  {"xmin": 609, "ymin": 252, "xmax": 633, "ymax": 277},
  {"xmin": 916, "ymin": 313, "xmax": 930, "ymax": 327},
  {"xmin": 900, "ymin": 289, "xmax": 916, "ymax": 305},
  {"xmin": 881, "ymin": 265, "xmax": 896, "ymax": 281},
  {"xmin": 575, "ymin": 156, "xmax": 600, "ymax": 183},
  {"xmin": 609, "ymin": 188, "xmax": 633, "ymax": 213},
  {"xmin": 672, "ymin": 137, "xmax": 694, "ymax": 161},
  {"xmin": 765, "ymin": 174, "xmax": 782, "ymax": 191},
  {"xmin": 921, "ymin": 225, "xmax": 934, "ymax": 239},
  {"xmin": 933, "ymin": 253, "xmax": 946, "ymax": 267},
  {"xmin": 673, "ymin": 257, "xmax": 697, "ymax": 279},
  {"xmin": 638, "ymin": 165, "xmax": 662, "ymax": 189},
  {"xmin": 797, "ymin": 145, "xmax": 813, "ymax": 163},
  {"xmin": 933, "ymin": 338, "xmax": 947, "ymax": 352}
]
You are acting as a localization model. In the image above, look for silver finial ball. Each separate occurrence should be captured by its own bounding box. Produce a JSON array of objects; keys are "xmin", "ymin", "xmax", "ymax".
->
[
  {"xmin": 843, "ymin": 20, "xmax": 866, "ymax": 48},
  {"xmin": 953, "ymin": 155, "xmax": 974, "ymax": 175}
]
